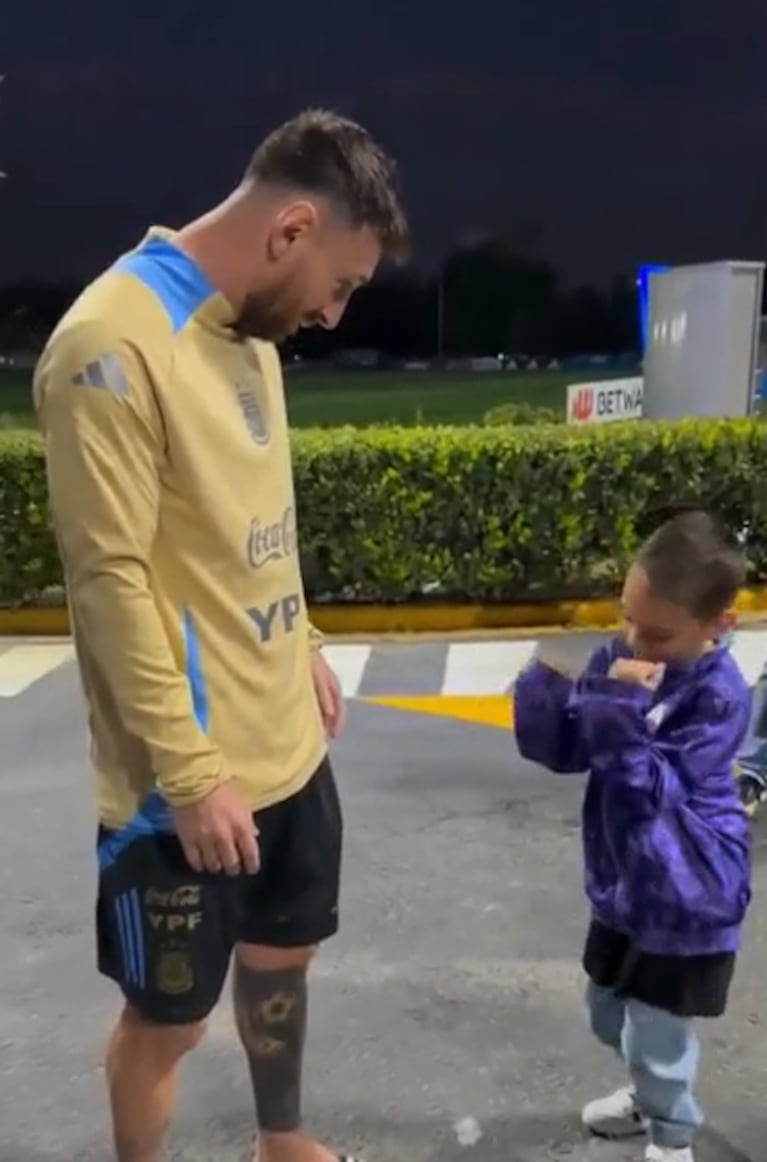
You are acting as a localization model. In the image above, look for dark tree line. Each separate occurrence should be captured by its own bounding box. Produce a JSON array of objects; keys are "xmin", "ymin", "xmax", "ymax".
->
[
  {"xmin": 293, "ymin": 240, "xmax": 641, "ymax": 359},
  {"xmin": 0, "ymin": 239, "xmax": 641, "ymax": 358}
]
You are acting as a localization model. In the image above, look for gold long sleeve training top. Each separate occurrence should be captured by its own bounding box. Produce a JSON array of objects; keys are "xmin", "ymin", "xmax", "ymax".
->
[{"xmin": 34, "ymin": 228, "xmax": 326, "ymax": 846}]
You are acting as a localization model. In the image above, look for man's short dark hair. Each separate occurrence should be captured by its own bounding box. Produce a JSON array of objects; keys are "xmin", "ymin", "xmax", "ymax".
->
[
  {"xmin": 245, "ymin": 108, "xmax": 409, "ymax": 261},
  {"xmin": 636, "ymin": 509, "xmax": 746, "ymax": 620}
]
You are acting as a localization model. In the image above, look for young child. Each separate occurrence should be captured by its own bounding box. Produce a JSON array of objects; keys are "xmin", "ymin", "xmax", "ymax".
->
[{"xmin": 514, "ymin": 510, "xmax": 752, "ymax": 1162}]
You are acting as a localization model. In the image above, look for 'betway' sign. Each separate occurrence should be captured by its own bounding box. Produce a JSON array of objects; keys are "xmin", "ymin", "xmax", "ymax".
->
[{"xmin": 566, "ymin": 377, "xmax": 644, "ymax": 425}]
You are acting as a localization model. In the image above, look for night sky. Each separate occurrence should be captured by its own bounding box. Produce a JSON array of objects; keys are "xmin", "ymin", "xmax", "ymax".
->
[{"xmin": 3, "ymin": 0, "xmax": 767, "ymax": 285}]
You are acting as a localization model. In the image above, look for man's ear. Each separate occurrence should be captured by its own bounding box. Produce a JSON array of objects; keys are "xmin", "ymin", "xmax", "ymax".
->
[{"xmin": 266, "ymin": 201, "xmax": 318, "ymax": 261}]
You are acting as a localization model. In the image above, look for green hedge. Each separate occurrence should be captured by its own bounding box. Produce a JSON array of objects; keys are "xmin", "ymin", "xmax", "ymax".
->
[{"xmin": 2, "ymin": 420, "xmax": 767, "ymax": 605}]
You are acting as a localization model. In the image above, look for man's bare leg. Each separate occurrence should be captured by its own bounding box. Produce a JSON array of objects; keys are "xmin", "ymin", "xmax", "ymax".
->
[
  {"xmin": 233, "ymin": 944, "xmax": 337, "ymax": 1162},
  {"xmin": 105, "ymin": 1005, "xmax": 205, "ymax": 1162}
]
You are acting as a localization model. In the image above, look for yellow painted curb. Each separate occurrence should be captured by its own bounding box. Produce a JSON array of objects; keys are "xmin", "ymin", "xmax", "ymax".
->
[
  {"xmin": 0, "ymin": 607, "xmax": 70, "ymax": 635},
  {"xmin": 362, "ymin": 694, "xmax": 514, "ymax": 730},
  {"xmin": 312, "ymin": 599, "xmax": 624, "ymax": 634},
  {"xmin": 0, "ymin": 584, "xmax": 766, "ymax": 636}
]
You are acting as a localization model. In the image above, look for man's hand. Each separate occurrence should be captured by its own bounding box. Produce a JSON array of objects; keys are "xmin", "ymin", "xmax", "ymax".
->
[
  {"xmin": 608, "ymin": 658, "xmax": 664, "ymax": 690},
  {"xmin": 311, "ymin": 649, "xmax": 346, "ymax": 738},
  {"xmin": 171, "ymin": 781, "xmax": 260, "ymax": 875}
]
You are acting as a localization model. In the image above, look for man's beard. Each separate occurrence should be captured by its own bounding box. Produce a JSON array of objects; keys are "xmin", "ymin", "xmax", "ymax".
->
[{"xmin": 235, "ymin": 288, "xmax": 297, "ymax": 343}]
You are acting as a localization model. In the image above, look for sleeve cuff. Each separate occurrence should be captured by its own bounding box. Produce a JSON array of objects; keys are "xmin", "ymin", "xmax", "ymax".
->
[
  {"xmin": 526, "ymin": 656, "xmax": 575, "ymax": 695},
  {"xmin": 160, "ymin": 767, "xmax": 228, "ymax": 808}
]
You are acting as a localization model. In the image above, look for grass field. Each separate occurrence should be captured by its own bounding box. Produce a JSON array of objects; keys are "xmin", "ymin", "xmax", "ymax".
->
[{"xmin": 0, "ymin": 365, "xmax": 624, "ymax": 429}]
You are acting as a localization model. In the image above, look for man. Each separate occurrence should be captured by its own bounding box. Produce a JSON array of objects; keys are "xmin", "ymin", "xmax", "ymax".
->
[{"xmin": 33, "ymin": 108, "xmax": 408, "ymax": 1162}]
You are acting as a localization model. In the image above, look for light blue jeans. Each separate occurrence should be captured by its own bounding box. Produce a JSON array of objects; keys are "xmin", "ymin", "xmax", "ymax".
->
[{"xmin": 587, "ymin": 981, "xmax": 702, "ymax": 1149}]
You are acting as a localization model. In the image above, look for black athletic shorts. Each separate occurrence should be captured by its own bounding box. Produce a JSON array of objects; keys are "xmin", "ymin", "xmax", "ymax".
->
[
  {"xmin": 583, "ymin": 919, "xmax": 736, "ymax": 1019},
  {"xmin": 95, "ymin": 755, "xmax": 342, "ymax": 1025}
]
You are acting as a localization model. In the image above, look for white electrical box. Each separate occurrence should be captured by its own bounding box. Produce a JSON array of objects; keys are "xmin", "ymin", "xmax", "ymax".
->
[{"xmin": 642, "ymin": 261, "xmax": 764, "ymax": 419}]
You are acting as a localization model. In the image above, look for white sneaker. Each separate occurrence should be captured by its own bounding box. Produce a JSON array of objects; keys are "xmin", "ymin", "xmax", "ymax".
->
[
  {"xmin": 581, "ymin": 1085, "xmax": 647, "ymax": 1138},
  {"xmin": 645, "ymin": 1146, "xmax": 694, "ymax": 1162}
]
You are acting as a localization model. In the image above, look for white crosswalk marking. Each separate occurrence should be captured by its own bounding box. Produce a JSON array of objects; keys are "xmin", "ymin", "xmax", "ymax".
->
[
  {"xmin": 0, "ymin": 630, "xmax": 766, "ymax": 701},
  {"xmin": 728, "ymin": 630, "xmax": 767, "ymax": 686},
  {"xmin": 440, "ymin": 640, "xmax": 538, "ymax": 694},
  {"xmin": 0, "ymin": 643, "xmax": 75, "ymax": 697},
  {"xmin": 321, "ymin": 643, "xmax": 373, "ymax": 697}
]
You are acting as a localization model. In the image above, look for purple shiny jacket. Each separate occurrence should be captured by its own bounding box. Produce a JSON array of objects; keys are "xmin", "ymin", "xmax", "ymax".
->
[{"xmin": 514, "ymin": 638, "xmax": 752, "ymax": 956}]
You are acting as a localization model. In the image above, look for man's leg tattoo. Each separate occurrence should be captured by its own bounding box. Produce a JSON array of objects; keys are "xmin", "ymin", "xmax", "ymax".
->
[{"xmin": 233, "ymin": 962, "xmax": 307, "ymax": 1133}]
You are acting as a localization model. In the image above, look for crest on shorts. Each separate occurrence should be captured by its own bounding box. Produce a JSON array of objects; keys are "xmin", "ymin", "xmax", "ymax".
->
[
  {"xmin": 236, "ymin": 383, "xmax": 269, "ymax": 446},
  {"xmin": 155, "ymin": 945, "xmax": 194, "ymax": 995}
]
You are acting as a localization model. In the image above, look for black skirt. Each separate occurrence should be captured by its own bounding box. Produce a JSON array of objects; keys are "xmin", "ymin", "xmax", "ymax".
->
[{"xmin": 583, "ymin": 920, "xmax": 736, "ymax": 1019}]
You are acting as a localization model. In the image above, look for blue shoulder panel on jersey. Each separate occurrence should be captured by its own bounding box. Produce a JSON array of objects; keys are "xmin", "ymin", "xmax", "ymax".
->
[{"xmin": 112, "ymin": 234, "xmax": 215, "ymax": 334}]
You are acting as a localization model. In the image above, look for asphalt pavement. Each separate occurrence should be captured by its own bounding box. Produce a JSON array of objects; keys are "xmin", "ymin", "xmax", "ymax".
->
[{"xmin": 0, "ymin": 633, "xmax": 766, "ymax": 1161}]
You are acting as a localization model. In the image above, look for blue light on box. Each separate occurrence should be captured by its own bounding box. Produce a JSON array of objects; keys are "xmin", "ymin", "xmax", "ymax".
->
[
  {"xmin": 637, "ymin": 264, "xmax": 669, "ymax": 353},
  {"xmin": 754, "ymin": 368, "xmax": 767, "ymax": 404}
]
